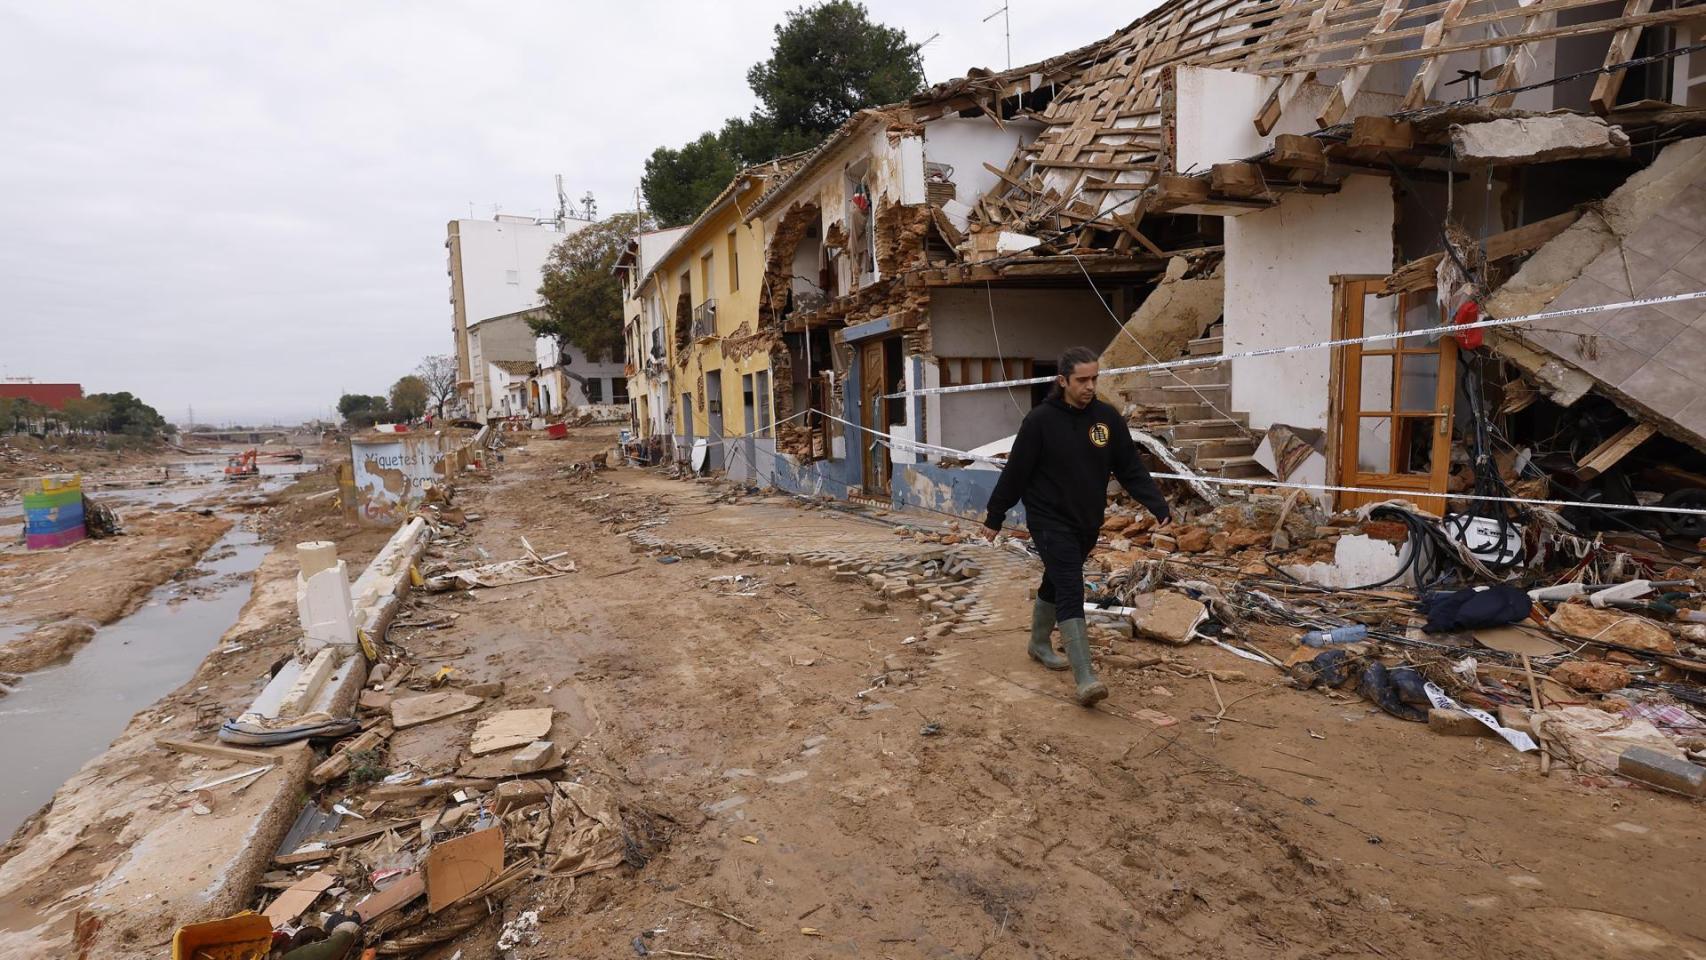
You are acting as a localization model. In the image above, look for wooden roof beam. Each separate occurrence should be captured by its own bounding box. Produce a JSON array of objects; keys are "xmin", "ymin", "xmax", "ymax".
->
[
  {"xmin": 1590, "ymin": 0, "xmax": 1655, "ymax": 114},
  {"xmin": 1401, "ymin": 0, "xmax": 1473, "ymax": 108},
  {"xmin": 1489, "ymin": 0, "xmax": 1559, "ymax": 109},
  {"xmin": 1318, "ymin": 0, "xmax": 1410, "ymax": 127},
  {"xmin": 1253, "ymin": 0, "xmax": 1350, "ymax": 135}
]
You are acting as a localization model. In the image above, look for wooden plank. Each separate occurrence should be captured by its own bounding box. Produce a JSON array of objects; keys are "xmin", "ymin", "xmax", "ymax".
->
[
  {"xmin": 1318, "ymin": 0, "xmax": 1410, "ymax": 127},
  {"xmin": 1577, "ymin": 421, "xmax": 1657, "ymax": 479},
  {"xmin": 1344, "ymin": 116, "xmax": 1414, "ymax": 151},
  {"xmin": 982, "ymin": 161, "xmax": 1034, "ymax": 194},
  {"xmin": 157, "ymin": 738, "xmax": 277, "ymax": 766},
  {"xmin": 353, "ymin": 872, "xmax": 425, "ymax": 922},
  {"xmin": 1270, "ymin": 133, "xmax": 1329, "ymax": 171},
  {"xmin": 1401, "ymin": 0, "xmax": 1474, "ymax": 108},
  {"xmin": 1151, "ymin": 174, "xmax": 1213, "ymax": 210},
  {"xmin": 309, "ymin": 722, "xmax": 392, "ymax": 786},
  {"xmin": 1113, "ymin": 207, "xmax": 1166, "ymax": 257},
  {"xmin": 1383, "ymin": 210, "xmax": 1581, "ymax": 293},
  {"xmin": 1590, "ymin": 0, "xmax": 1656, "ymax": 114},
  {"xmin": 1489, "ymin": 0, "xmax": 1560, "ymax": 108},
  {"xmin": 263, "ymin": 870, "xmax": 335, "ymax": 925},
  {"xmin": 1259, "ymin": 3, "xmax": 1700, "ymax": 76},
  {"xmin": 1211, "ymin": 162, "xmax": 1269, "ymax": 198}
]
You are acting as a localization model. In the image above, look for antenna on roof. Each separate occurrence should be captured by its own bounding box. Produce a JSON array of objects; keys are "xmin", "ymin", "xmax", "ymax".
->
[
  {"xmin": 983, "ymin": 1, "xmax": 1011, "ymax": 70},
  {"xmin": 556, "ymin": 174, "xmax": 568, "ymax": 225}
]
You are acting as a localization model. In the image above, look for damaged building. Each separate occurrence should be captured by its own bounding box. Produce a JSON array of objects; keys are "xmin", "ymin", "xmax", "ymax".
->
[{"xmin": 625, "ymin": 0, "xmax": 1706, "ymax": 557}]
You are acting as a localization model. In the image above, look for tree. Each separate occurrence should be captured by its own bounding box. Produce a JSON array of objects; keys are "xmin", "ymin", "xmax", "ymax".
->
[
  {"xmin": 61, "ymin": 396, "xmax": 112, "ymax": 434},
  {"xmin": 533, "ymin": 211, "xmax": 653, "ymax": 364},
  {"xmin": 389, "ymin": 375, "xmax": 429, "ymax": 421},
  {"xmin": 337, "ymin": 393, "xmax": 390, "ymax": 428},
  {"xmin": 417, "ymin": 355, "xmax": 459, "ymax": 418},
  {"xmin": 2, "ymin": 398, "xmax": 44, "ymax": 434},
  {"xmin": 85, "ymin": 391, "xmax": 170, "ymax": 437},
  {"xmin": 641, "ymin": 133, "xmax": 739, "ymax": 228},
  {"xmin": 640, "ymin": 2, "xmax": 924, "ymax": 221},
  {"xmin": 745, "ymin": 2, "xmax": 924, "ymax": 141}
]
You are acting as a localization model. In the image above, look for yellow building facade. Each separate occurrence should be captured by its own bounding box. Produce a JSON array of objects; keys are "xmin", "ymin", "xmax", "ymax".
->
[{"xmin": 644, "ymin": 161, "xmax": 796, "ymax": 472}]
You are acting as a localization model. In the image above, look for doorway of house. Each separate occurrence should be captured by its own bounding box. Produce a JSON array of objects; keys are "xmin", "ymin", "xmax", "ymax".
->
[
  {"xmin": 1333, "ymin": 278, "xmax": 1458, "ymax": 514},
  {"xmin": 859, "ymin": 337, "xmax": 905, "ymax": 496},
  {"xmin": 704, "ymin": 370, "xmax": 725, "ymax": 472},
  {"xmin": 680, "ymin": 390, "xmax": 694, "ymax": 463}
]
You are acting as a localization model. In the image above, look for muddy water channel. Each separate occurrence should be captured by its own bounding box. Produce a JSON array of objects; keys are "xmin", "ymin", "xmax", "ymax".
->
[{"xmin": 0, "ymin": 457, "xmax": 310, "ymax": 838}]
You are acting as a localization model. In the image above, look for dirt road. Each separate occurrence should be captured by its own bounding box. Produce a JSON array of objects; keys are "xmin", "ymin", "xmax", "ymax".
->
[{"xmin": 396, "ymin": 428, "xmax": 1706, "ymax": 959}]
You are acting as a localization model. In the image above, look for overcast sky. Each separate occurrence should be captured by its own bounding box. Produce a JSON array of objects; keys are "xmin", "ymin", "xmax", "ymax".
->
[{"xmin": 0, "ymin": 1, "xmax": 1147, "ymax": 425}]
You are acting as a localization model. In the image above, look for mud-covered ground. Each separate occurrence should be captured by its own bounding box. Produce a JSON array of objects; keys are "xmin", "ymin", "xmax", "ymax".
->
[{"xmin": 390, "ymin": 428, "xmax": 1706, "ymax": 960}]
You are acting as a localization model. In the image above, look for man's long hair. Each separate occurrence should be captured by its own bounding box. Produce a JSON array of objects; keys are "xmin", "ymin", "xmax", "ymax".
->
[{"xmin": 1047, "ymin": 346, "xmax": 1100, "ymax": 401}]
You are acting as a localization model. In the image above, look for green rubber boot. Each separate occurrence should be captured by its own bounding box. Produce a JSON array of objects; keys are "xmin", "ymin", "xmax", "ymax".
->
[
  {"xmin": 1028, "ymin": 599, "xmax": 1069, "ymax": 671},
  {"xmin": 1058, "ymin": 618, "xmax": 1108, "ymax": 707}
]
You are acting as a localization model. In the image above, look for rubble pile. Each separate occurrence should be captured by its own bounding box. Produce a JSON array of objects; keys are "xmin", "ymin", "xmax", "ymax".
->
[
  {"xmin": 1079, "ymin": 487, "xmax": 1706, "ymax": 797},
  {"xmin": 209, "ymin": 502, "xmax": 665, "ymax": 958}
]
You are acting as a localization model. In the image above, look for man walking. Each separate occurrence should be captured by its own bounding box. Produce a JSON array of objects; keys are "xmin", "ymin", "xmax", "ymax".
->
[{"xmin": 982, "ymin": 346, "xmax": 1171, "ymax": 706}]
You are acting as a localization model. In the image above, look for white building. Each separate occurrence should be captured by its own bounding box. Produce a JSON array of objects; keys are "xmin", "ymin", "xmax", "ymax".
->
[
  {"xmin": 465, "ymin": 310, "xmax": 536, "ymax": 421},
  {"xmin": 530, "ymin": 333, "xmax": 626, "ymax": 416},
  {"xmin": 446, "ymin": 214, "xmax": 590, "ymax": 419}
]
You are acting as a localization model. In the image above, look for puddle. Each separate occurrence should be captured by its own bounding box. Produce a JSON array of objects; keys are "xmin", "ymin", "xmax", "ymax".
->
[{"xmin": 0, "ymin": 462, "xmax": 309, "ymax": 840}]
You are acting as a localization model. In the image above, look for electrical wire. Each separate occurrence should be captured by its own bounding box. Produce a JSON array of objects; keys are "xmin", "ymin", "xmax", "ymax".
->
[{"xmin": 985, "ymin": 280, "xmax": 1029, "ymax": 417}]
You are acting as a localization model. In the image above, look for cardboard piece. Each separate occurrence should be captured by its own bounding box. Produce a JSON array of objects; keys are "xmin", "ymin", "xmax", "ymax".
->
[
  {"xmin": 354, "ymin": 871, "xmax": 425, "ymax": 922},
  {"xmin": 391, "ymin": 692, "xmax": 482, "ymax": 729},
  {"xmin": 263, "ymin": 869, "xmax": 336, "ymax": 925},
  {"xmin": 426, "ymin": 826, "xmax": 504, "ymax": 913},
  {"xmin": 1472, "ymin": 625, "xmax": 1568, "ymax": 658},
  {"xmin": 468, "ymin": 708, "xmax": 553, "ymax": 756}
]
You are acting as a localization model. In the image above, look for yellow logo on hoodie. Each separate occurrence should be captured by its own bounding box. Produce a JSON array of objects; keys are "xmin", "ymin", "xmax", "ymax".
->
[{"xmin": 1089, "ymin": 423, "xmax": 1110, "ymax": 448}]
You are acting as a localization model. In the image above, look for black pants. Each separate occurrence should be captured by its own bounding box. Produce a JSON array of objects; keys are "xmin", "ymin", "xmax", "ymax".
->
[{"xmin": 1032, "ymin": 523, "xmax": 1097, "ymax": 623}]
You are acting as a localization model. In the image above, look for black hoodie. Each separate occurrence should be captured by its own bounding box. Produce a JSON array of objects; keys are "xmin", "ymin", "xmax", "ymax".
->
[{"xmin": 983, "ymin": 395, "xmax": 1170, "ymax": 535}]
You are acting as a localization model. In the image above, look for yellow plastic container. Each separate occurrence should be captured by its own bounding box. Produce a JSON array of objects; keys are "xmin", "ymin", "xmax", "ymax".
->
[{"xmin": 170, "ymin": 911, "xmax": 272, "ymax": 960}]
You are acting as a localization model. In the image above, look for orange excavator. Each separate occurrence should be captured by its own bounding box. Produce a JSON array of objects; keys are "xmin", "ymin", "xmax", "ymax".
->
[{"xmin": 223, "ymin": 448, "xmax": 259, "ymax": 480}]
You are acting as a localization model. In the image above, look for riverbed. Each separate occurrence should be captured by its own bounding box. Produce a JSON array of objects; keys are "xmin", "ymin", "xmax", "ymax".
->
[{"xmin": 0, "ymin": 456, "xmax": 312, "ymax": 838}]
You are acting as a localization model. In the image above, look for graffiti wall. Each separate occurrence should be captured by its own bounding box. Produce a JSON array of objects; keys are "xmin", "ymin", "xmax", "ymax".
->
[{"xmin": 349, "ymin": 433, "xmax": 451, "ymax": 526}]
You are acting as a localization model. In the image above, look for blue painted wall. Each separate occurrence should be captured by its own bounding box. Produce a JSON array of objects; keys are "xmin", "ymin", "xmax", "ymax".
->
[{"xmin": 892, "ymin": 463, "xmax": 1026, "ymax": 529}]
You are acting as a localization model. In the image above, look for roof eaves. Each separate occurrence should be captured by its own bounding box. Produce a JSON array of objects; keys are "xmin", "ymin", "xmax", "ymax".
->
[{"xmin": 635, "ymin": 154, "xmax": 808, "ymax": 287}]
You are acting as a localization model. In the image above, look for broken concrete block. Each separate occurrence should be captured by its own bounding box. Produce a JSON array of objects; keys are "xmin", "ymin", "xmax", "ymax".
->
[
  {"xmin": 1173, "ymin": 527, "xmax": 1211, "ymax": 553},
  {"xmin": 510, "ymin": 739, "xmax": 562, "ymax": 774},
  {"xmin": 1619, "ymin": 746, "xmax": 1706, "ymax": 797},
  {"xmin": 1429, "ymin": 707, "xmax": 1497, "ymax": 738},
  {"xmin": 1496, "ymin": 704, "xmax": 1535, "ymax": 736},
  {"xmin": 1449, "ymin": 115, "xmax": 1630, "ymax": 166},
  {"xmin": 278, "ymin": 648, "xmax": 340, "ymax": 718},
  {"xmin": 1134, "ymin": 591, "xmax": 1208, "ymax": 646},
  {"xmin": 493, "ymin": 778, "xmax": 554, "ymax": 813},
  {"xmin": 861, "ymin": 598, "xmax": 888, "ymax": 614},
  {"xmin": 1549, "ymin": 660, "xmax": 1631, "ymax": 693},
  {"xmin": 1549, "ymin": 603, "xmax": 1677, "ymax": 655},
  {"xmin": 297, "ymin": 553, "xmax": 358, "ymax": 654},
  {"xmin": 464, "ymin": 681, "xmax": 505, "ymax": 699}
]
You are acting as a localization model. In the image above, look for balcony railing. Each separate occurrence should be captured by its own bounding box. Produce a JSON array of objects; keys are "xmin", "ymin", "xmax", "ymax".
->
[{"xmin": 691, "ymin": 299, "xmax": 717, "ymax": 340}]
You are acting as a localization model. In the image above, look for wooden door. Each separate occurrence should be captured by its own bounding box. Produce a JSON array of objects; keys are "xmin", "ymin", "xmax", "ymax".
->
[
  {"xmin": 1335, "ymin": 279, "xmax": 1457, "ymax": 514},
  {"xmin": 860, "ymin": 340, "xmax": 889, "ymax": 495}
]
